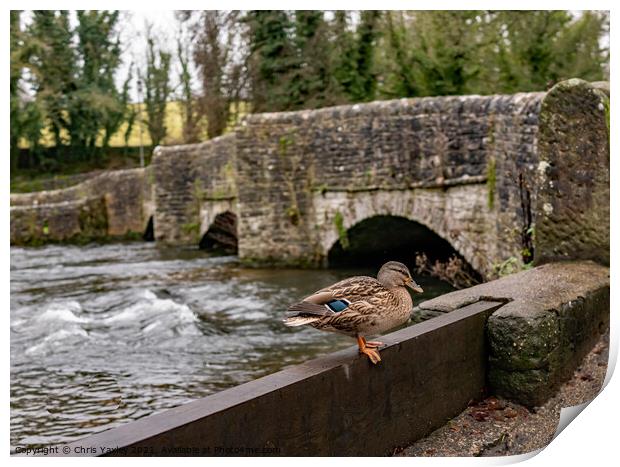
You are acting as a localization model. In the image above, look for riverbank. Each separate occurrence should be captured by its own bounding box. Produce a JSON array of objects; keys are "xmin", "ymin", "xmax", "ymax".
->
[{"xmin": 396, "ymin": 328, "xmax": 609, "ymax": 457}]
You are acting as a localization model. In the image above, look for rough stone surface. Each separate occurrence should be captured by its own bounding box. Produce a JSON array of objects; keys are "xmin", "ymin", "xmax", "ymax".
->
[
  {"xmin": 10, "ymin": 196, "xmax": 108, "ymax": 244},
  {"xmin": 418, "ymin": 261, "xmax": 609, "ymax": 406},
  {"xmin": 152, "ymin": 135, "xmax": 237, "ymax": 245},
  {"xmin": 10, "ymin": 168, "xmax": 153, "ymax": 244},
  {"xmin": 235, "ymin": 93, "xmax": 543, "ymax": 275},
  {"xmin": 535, "ymin": 79, "xmax": 610, "ymax": 266}
]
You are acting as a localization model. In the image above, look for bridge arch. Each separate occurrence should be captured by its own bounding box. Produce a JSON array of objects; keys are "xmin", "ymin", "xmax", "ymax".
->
[
  {"xmin": 312, "ymin": 188, "xmax": 493, "ymax": 276},
  {"xmin": 199, "ymin": 200, "xmax": 238, "ymax": 254},
  {"xmin": 327, "ymin": 215, "xmax": 461, "ymax": 271}
]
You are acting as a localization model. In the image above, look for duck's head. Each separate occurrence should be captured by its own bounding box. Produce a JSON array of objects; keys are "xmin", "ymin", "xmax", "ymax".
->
[{"xmin": 377, "ymin": 261, "xmax": 424, "ymax": 293}]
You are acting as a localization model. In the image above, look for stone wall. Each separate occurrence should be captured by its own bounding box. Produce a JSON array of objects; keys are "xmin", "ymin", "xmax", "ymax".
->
[
  {"xmin": 10, "ymin": 197, "xmax": 108, "ymax": 245},
  {"xmin": 235, "ymin": 93, "xmax": 543, "ymax": 275},
  {"xmin": 152, "ymin": 134, "xmax": 237, "ymax": 245},
  {"xmin": 10, "ymin": 168, "xmax": 153, "ymax": 245}
]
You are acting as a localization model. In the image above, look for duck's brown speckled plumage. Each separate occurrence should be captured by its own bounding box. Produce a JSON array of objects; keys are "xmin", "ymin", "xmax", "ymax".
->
[
  {"xmin": 302, "ymin": 276, "xmax": 413, "ymax": 336},
  {"xmin": 284, "ymin": 261, "xmax": 422, "ymax": 341}
]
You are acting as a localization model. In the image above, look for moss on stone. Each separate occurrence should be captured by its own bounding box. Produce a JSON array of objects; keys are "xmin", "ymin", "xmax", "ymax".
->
[
  {"xmin": 486, "ymin": 157, "xmax": 496, "ymax": 210},
  {"xmin": 287, "ymin": 206, "xmax": 301, "ymax": 226},
  {"xmin": 278, "ymin": 133, "xmax": 295, "ymax": 157},
  {"xmin": 333, "ymin": 211, "xmax": 349, "ymax": 250},
  {"xmin": 181, "ymin": 222, "xmax": 200, "ymax": 236}
]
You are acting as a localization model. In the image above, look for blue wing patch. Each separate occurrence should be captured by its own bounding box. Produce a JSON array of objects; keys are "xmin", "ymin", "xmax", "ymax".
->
[{"xmin": 325, "ymin": 299, "xmax": 350, "ymax": 313}]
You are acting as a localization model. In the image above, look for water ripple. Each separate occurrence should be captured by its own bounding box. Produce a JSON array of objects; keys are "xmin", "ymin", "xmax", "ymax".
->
[{"xmin": 10, "ymin": 242, "xmax": 453, "ymax": 452}]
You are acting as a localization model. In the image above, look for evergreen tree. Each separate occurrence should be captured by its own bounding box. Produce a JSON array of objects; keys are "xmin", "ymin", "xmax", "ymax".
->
[
  {"xmin": 494, "ymin": 11, "xmax": 607, "ymax": 92},
  {"xmin": 70, "ymin": 10, "xmax": 126, "ymax": 156},
  {"xmin": 10, "ymin": 11, "xmax": 45, "ymax": 170},
  {"xmin": 353, "ymin": 10, "xmax": 381, "ymax": 101},
  {"xmin": 329, "ymin": 11, "xmax": 357, "ymax": 103},
  {"xmin": 378, "ymin": 11, "xmax": 419, "ymax": 98},
  {"xmin": 330, "ymin": 11, "xmax": 381, "ymax": 103},
  {"xmin": 143, "ymin": 30, "xmax": 172, "ymax": 147},
  {"xmin": 289, "ymin": 11, "xmax": 336, "ymax": 108},
  {"xmin": 244, "ymin": 10, "xmax": 296, "ymax": 112},
  {"xmin": 404, "ymin": 11, "xmax": 488, "ymax": 96},
  {"xmin": 27, "ymin": 11, "xmax": 76, "ymax": 150}
]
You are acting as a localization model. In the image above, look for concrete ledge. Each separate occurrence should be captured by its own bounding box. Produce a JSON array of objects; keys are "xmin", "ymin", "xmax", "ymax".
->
[
  {"xmin": 60, "ymin": 301, "xmax": 503, "ymax": 456},
  {"xmin": 419, "ymin": 261, "xmax": 610, "ymax": 406}
]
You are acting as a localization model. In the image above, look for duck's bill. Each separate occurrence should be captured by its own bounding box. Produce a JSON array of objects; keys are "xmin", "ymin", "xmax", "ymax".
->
[{"xmin": 406, "ymin": 281, "xmax": 424, "ymax": 293}]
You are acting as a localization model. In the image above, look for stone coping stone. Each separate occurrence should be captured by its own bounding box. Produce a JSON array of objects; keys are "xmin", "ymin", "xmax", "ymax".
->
[{"xmin": 419, "ymin": 261, "xmax": 609, "ymax": 407}]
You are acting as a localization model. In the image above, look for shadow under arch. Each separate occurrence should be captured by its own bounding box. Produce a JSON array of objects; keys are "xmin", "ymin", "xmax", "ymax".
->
[
  {"xmin": 199, "ymin": 211, "xmax": 238, "ymax": 254},
  {"xmin": 143, "ymin": 215, "xmax": 154, "ymax": 241},
  {"xmin": 327, "ymin": 215, "xmax": 475, "ymax": 275}
]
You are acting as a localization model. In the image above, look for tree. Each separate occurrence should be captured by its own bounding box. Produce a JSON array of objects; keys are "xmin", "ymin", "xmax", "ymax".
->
[
  {"xmin": 10, "ymin": 10, "xmax": 45, "ymax": 170},
  {"xmin": 330, "ymin": 11, "xmax": 381, "ymax": 103},
  {"xmin": 392, "ymin": 11, "xmax": 489, "ymax": 97},
  {"xmin": 177, "ymin": 27, "xmax": 200, "ymax": 143},
  {"xmin": 288, "ymin": 11, "xmax": 337, "ymax": 108},
  {"xmin": 193, "ymin": 11, "xmax": 246, "ymax": 138},
  {"xmin": 353, "ymin": 10, "xmax": 381, "ymax": 101},
  {"xmin": 143, "ymin": 29, "xmax": 172, "ymax": 147},
  {"xmin": 27, "ymin": 11, "xmax": 76, "ymax": 150},
  {"xmin": 244, "ymin": 10, "xmax": 297, "ymax": 112},
  {"xmin": 377, "ymin": 11, "xmax": 419, "ymax": 98},
  {"xmin": 494, "ymin": 11, "xmax": 608, "ymax": 93},
  {"xmin": 69, "ymin": 10, "xmax": 126, "ymax": 156}
]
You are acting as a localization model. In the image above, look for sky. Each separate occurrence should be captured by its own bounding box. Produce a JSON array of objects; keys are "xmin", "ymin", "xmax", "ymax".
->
[{"xmin": 117, "ymin": 10, "xmax": 184, "ymax": 101}]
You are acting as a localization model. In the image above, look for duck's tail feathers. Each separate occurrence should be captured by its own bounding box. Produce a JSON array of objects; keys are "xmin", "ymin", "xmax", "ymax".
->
[
  {"xmin": 283, "ymin": 315, "xmax": 321, "ymax": 327},
  {"xmin": 287, "ymin": 301, "xmax": 331, "ymax": 314},
  {"xmin": 284, "ymin": 301, "xmax": 334, "ymax": 327}
]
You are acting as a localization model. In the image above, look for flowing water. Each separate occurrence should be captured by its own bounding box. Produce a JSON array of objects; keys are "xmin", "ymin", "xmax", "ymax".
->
[{"xmin": 10, "ymin": 242, "xmax": 453, "ymax": 452}]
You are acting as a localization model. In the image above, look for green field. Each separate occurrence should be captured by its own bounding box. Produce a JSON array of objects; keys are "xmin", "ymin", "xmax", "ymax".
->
[{"xmin": 30, "ymin": 100, "xmax": 249, "ymax": 149}]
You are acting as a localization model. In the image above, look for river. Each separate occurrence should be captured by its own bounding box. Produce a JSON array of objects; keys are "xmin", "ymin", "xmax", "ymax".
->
[{"xmin": 10, "ymin": 242, "xmax": 453, "ymax": 451}]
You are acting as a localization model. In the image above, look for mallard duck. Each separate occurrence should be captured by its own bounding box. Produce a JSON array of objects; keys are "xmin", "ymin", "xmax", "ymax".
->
[{"xmin": 284, "ymin": 261, "xmax": 423, "ymax": 364}]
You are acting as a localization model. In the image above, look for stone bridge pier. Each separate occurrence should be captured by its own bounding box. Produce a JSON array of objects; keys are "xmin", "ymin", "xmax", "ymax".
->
[{"xmin": 151, "ymin": 135, "xmax": 238, "ymax": 251}]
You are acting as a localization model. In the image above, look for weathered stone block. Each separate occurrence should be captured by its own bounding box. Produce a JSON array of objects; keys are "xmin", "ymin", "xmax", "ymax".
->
[
  {"xmin": 535, "ymin": 79, "xmax": 610, "ymax": 266},
  {"xmin": 419, "ymin": 261, "xmax": 609, "ymax": 407}
]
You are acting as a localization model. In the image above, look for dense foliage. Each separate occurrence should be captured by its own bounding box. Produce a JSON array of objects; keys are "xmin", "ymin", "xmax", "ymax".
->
[{"xmin": 11, "ymin": 10, "xmax": 609, "ymax": 172}]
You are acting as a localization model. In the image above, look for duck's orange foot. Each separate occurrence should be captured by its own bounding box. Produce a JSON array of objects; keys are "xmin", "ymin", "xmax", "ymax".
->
[
  {"xmin": 356, "ymin": 335, "xmax": 382, "ymax": 364},
  {"xmin": 365, "ymin": 341, "xmax": 384, "ymax": 349},
  {"xmin": 359, "ymin": 346, "xmax": 382, "ymax": 364}
]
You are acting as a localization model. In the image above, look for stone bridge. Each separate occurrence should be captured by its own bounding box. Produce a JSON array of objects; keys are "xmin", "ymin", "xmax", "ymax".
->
[{"xmin": 11, "ymin": 79, "xmax": 609, "ymax": 280}]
